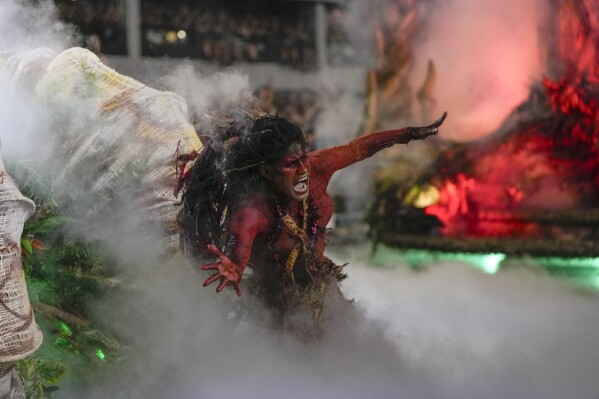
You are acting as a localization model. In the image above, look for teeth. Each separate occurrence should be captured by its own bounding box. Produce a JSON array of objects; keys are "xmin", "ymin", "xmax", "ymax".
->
[
  {"xmin": 294, "ymin": 182, "xmax": 308, "ymax": 192},
  {"xmin": 294, "ymin": 176, "xmax": 309, "ymax": 193}
]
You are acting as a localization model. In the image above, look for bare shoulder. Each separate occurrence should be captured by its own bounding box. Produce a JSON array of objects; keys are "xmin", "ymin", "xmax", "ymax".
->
[
  {"xmin": 233, "ymin": 190, "xmax": 273, "ymax": 223},
  {"xmin": 308, "ymin": 150, "xmax": 328, "ymax": 178}
]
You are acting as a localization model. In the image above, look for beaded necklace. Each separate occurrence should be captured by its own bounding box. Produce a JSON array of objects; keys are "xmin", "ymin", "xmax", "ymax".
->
[
  {"xmin": 280, "ymin": 199, "xmax": 308, "ymax": 283},
  {"xmin": 269, "ymin": 196, "xmax": 321, "ymax": 284}
]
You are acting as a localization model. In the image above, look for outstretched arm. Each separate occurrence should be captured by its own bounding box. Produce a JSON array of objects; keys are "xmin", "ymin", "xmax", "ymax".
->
[
  {"xmin": 200, "ymin": 207, "xmax": 268, "ymax": 296},
  {"xmin": 311, "ymin": 112, "xmax": 447, "ymax": 179}
]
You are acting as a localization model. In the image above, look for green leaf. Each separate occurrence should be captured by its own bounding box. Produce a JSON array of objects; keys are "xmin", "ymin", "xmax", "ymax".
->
[
  {"xmin": 33, "ymin": 383, "xmax": 44, "ymax": 399},
  {"xmin": 38, "ymin": 360, "xmax": 68, "ymax": 385},
  {"xmin": 24, "ymin": 216, "xmax": 74, "ymax": 235},
  {"xmin": 15, "ymin": 358, "xmax": 32, "ymax": 380},
  {"xmin": 21, "ymin": 238, "xmax": 33, "ymax": 255}
]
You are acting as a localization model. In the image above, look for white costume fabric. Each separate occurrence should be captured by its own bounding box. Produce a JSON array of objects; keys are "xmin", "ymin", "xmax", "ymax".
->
[
  {"xmin": 0, "ymin": 47, "xmax": 204, "ymax": 396},
  {"xmin": 0, "ymin": 155, "xmax": 42, "ymax": 399}
]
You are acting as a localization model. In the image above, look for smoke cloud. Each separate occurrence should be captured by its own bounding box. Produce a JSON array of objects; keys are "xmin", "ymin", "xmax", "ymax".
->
[
  {"xmin": 1, "ymin": 1, "xmax": 598, "ymax": 399},
  {"xmin": 156, "ymin": 63, "xmax": 253, "ymax": 137},
  {"xmin": 62, "ymin": 245, "xmax": 599, "ymax": 399},
  {"xmin": 413, "ymin": 0, "xmax": 549, "ymax": 141},
  {"xmin": 339, "ymin": 246, "xmax": 599, "ymax": 399},
  {"xmin": 315, "ymin": 0, "xmax": 549, "ymax": 210},
  {"xmin": 331, "ymin": 0, "xmax": 549, "ymax": 142},
  {"xmin": 0, "ymin": 0, "xmax": 76, "ymax": 53}
]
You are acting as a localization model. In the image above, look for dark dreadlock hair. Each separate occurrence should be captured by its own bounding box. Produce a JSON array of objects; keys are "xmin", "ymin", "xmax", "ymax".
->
[{"xmin": 178, "ymin": 115, "xmax": 308, "ymax": 256}]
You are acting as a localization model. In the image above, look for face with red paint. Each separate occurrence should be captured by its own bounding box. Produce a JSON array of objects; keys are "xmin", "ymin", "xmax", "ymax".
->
[{"xmin": 259, "ymin": 142, "xmax": 310, "ymax": 201}]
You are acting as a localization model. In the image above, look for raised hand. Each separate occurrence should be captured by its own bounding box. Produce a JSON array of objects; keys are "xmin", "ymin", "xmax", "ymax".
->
[
  {"xmin": 200, "ymin": 243, "xmax": 242, "ymax": 297},
  {"xmin": 411, "ymin": 111, "xmax": 448, "ymax": 140}
]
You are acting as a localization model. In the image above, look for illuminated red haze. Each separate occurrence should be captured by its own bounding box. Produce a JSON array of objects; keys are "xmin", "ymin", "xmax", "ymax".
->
[{"xmin": 424, "ymin": 0, "xmax": 598, "ymax": 238}]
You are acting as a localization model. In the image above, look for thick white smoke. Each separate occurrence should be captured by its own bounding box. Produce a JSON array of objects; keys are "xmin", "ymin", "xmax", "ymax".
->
[
  {"xmin": 340, "ymin": 246, "xmax": 599, "ymax": 399},
  {"xmin": 156, "ymin": 63, "xmax": 253, "ymax": 136},
  {"xmin": 1, "ymin": 2, "xmax": 598, "ymax": 399},
  {"xmin": 60, "ymin": 244, "xmax": 599, "ymax": 399},
  {"xmin": 0, "ymin": 0, "xmax": 76, "ymax": 52}
]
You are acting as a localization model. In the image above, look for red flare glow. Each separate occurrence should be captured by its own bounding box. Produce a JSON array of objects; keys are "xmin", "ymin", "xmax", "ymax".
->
[{"xmin": 424, "ymin": 74, "xmax": 598, "ymax": 238}]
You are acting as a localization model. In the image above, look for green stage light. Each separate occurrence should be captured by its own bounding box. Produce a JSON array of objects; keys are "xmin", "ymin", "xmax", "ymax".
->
[
  {"xmin": 95, "ymin": 349, "xmax": 106, "ymax": 362},
  {"xmin": 371, "ymin": 244, "xmax": 599, "ymax": 289},
  {"xmin": 58, "ymin": 321, "xmax": 72, "ymax": 336}
]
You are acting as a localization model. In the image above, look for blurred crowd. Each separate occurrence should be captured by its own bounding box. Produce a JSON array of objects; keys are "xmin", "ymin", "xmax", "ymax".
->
[
  {"xmin": 55, "ymin": 0, "xmax": 127, "ymax": 55},
  {"xmin": 141, "ymin": 0, "xmax": 316, "ymax": 69},
  {"xmin": 54, "ymin": 0, "xmax": 362, "ymax": 69}
]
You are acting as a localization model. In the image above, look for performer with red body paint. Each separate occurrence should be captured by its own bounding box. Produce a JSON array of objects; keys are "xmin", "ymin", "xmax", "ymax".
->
[{"xmin": 178, "ymin": 112, "xmax": 446, "ymax": 337}]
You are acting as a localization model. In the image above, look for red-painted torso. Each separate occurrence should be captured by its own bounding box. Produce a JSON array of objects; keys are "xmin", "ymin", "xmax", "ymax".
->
[
  {"xmin": 221, "ymin": 126, "xmax": 414, "ymax": 276},
  {"xmin": 227, "ymin": 151, "xmax": 334, "ymax": 275}
]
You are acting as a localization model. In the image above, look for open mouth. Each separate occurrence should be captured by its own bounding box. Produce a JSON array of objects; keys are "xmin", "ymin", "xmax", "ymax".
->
[{"xmin": 293, "ymin": 176, "xmax": 309, "ymax": 194}]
